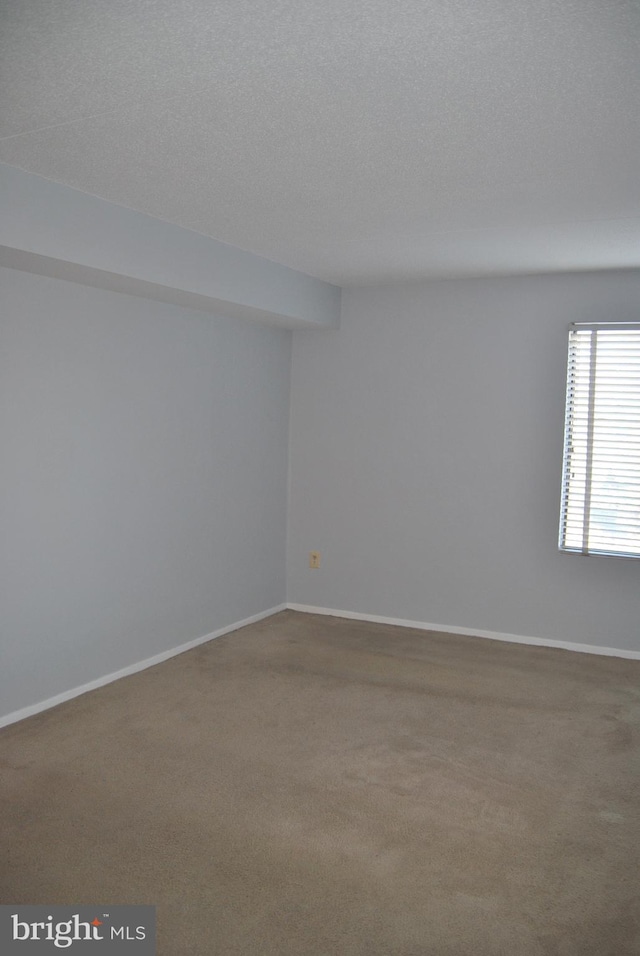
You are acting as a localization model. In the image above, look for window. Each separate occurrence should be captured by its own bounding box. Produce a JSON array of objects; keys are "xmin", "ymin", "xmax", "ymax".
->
[{"xmin": 559, "ymin": 323, "xmax": 640, "ymax": 558}]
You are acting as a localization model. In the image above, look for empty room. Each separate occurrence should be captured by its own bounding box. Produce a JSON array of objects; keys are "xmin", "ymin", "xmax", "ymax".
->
[{"xmin": 1, "ymin": 2, "xmax": 639, "ymax": 954}]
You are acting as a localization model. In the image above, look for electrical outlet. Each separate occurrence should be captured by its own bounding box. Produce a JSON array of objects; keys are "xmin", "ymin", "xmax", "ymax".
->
[{"xmin": 309, "ymin": 551, "xmax": 321, "ymax": 569}]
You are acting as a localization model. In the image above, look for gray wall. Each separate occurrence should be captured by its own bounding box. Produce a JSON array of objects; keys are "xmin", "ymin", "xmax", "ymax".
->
[
  {"xmin": 287, "ymin": 272, "xmax": 640, "ymax": 652},
  {"xmin": 1, "ymin": 267, "xmax": 291, "ymax": 717}
]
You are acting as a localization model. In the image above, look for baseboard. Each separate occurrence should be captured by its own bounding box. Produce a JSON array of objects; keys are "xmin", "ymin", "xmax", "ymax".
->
[
  {"xmin": 5, "ymin": 601, "xmax": 636, "ymax": 730},
  {"xmin": 0, "ymin": 603, "xmax": 287, "ymax": 730},
  {"xmin": 287, "ymin": 603, "xmax": 640, "ymax": 661}
]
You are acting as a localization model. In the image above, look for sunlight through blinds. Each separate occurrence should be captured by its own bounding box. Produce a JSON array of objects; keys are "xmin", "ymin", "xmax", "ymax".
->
[{"xmin": 559, "ymin": 324, "xmax": 640, "ymax": 557}]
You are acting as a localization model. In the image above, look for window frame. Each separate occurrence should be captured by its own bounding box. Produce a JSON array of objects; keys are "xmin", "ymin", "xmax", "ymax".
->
[{"xmin": 558, "ymin": 322, "xmax": 640, "ymax": 560}]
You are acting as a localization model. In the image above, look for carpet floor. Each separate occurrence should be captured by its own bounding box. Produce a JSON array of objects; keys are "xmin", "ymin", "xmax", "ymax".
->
[{"xmin": 1, "ymin": 610, "xmax": 639, "ymax": 955}]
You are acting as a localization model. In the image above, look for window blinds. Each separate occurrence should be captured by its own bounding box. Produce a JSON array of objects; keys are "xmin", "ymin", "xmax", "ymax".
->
[{"xmin": 559, "ymin": 323, "xmax": 640, "ymax": 557}]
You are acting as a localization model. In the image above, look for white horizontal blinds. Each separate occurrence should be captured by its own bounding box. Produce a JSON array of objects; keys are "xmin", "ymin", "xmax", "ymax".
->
[{"xmin": 560, "ymin": 324, "xmax": 640, "ymax": 557}]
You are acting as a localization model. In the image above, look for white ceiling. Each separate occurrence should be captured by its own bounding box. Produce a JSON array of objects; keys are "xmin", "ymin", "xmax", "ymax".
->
[{"xmin": 1, "ymin": 0, "xmax": 639, "ymax": 285}]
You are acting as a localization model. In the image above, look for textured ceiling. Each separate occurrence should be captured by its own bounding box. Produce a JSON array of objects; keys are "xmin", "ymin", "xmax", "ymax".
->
[{"xmin": 1, "ymin": 0, "xmax": 639, "ymax": 284}]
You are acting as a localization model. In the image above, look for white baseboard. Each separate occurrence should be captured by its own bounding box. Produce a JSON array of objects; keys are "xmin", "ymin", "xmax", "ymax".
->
[
  {"xmin": 0, "ymin": 604, "xmax": 287, "ymax": 730},
  {"xmin": 4, "ymin": 601, "xmax": 637, "ymax": 730},
  {"xmin": 287, "ymin": 603, "xmax": 640, "ymax": 661}
]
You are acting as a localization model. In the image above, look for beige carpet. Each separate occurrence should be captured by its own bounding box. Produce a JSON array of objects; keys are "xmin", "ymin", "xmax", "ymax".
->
[{"xmin": 1, "ymin": 610, "xmax": 639, "ymax": 955}]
